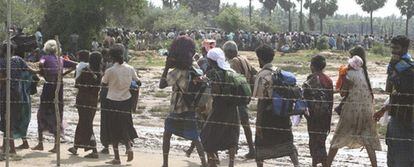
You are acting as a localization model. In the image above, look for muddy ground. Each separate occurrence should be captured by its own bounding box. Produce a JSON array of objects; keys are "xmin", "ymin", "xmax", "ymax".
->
[{"xmin": 2, "ymin": 50, "xmax": 394, "ymax": 166}]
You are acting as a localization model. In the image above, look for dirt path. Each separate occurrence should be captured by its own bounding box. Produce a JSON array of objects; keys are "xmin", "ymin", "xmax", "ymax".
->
[
  {"xmin": 0, "ymin": 140, "xmax": 387, "ymax": 167},
  {"xmin": 0, "ymin": 50, "xmax": 392, "ymax": 166}
]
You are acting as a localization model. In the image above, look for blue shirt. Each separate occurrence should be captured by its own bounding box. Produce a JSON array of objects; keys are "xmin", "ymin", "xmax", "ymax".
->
[
  {"xmin": 0, "ymin": 56, "xmax": 29, "ymax": 91},
  {"xmin": 387, "ymin": 53, "xmax": 413, "ymax": 75}
]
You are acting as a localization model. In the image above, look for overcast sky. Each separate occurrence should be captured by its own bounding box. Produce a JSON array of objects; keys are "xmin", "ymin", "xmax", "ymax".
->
[{"xmin": 149, "ymin": 0, "xmax": 402, "ymax": 18}]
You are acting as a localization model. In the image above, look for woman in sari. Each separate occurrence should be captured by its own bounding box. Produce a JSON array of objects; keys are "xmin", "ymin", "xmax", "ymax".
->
[
  {"xmin": 68, "ymin": 51, "xmax": 102, "ymax": 158},
  {"xmin": 32, "ymin": 40, "xmax": 77, "ymax": 153},
  {"xmin": 326, "ymin": 46, "xmax": 381, "ymax": 166}
]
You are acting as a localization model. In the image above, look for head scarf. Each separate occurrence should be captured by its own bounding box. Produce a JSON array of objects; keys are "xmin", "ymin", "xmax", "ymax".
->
[
  {"xmin": 348, "ymin": 55, "xmax": 363, "ymax": 70},
  {"xmin": 207, "ymin": 48, "xmax": 233, "ymax": 71}
]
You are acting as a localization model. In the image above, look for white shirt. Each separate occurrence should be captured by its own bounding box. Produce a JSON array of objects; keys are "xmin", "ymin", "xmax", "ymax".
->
[
  {"xmin": 92, "ymin": 41, "xmax": 99, "ymax": 51},
  {"xmin": 75, "ymin": 62, "xmax": 89, "ymax": 79},
  {"xmin": 102, "ymin": 63, "xmax": 139, "ymax": 101}
]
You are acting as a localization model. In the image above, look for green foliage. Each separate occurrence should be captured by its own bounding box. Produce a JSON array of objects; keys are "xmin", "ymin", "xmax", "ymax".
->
[
  {"xmin": 356, "ymin": 0, "xmax": 386, "ymax": 13},
  {"xmin": 154, "ymin": 91, "xmax": 170, "ymax": 98},
  {"xmin": 356, "ymin": 0, "xmax": 386, "ymax": 34},
  {"xmin": 152, "ymin": 7, "xmax": 206, "ymax": 31},
  {"xmin": 0, "ymin": 0, "xmax": 44, "ymax": 37},
  {"xmin": 370, "ymin": 42, "xmax": 391, "ymax": 56},
  {"xmin": 259, "ymin": 0, "xmax": 278, "ymax": 16},
  {"xmin": 215, "ymin": 7, "xmax": 248, "ymax": 32},
  {"xmin": 279, "ymin": 0, "xmax": 295, "ymax": 31},
  {"xmin": 279, "ymin": 0, "xmax": 295, "ymax": 11},
  {"xmin": 397, "ymin": 0, "xmax": 414, "ymax": 35},
  {"xmin": 309, "ymin": 0, "xmax": 338, "ymax": 33},
  {"xmin": 310, "ymin": 0, "xmax": 338, "ymax": 20},
  {"xmin": 41, "ymin": 0, "xmax": 146, "ymax": 50},
  {"xmin": 179, "ymin": 0, "xmax": 221, "ymax": 15},
  {"xmin": 316, "ymin": 36, "xmax": 329, "ymax": 50},
  {"xmin": 396, "ymin": 0, "xmax": 414, "ymax": 18}
]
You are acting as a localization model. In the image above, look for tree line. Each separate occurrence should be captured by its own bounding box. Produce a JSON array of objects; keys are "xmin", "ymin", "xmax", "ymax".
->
[{"xmin": 0, "ymin": 0, "xmax": 413, "ymax": 49}]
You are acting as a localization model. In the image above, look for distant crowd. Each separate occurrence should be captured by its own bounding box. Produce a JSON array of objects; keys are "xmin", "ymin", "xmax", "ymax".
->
[{"xmin": 101, "ymin": 28, "xmax": 393, "ymax": 53}]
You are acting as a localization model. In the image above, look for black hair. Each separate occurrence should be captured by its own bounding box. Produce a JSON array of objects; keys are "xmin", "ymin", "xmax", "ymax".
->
[
  {"xmin": 224, "ymin": 49, "xmax": 238, "ymax": 59},
  {"xmin": 179, "ymin": 31, "xmax": 187, "ymax": 36},
  {"xmin": 0, "ymin": 43, "xmax": 16, "ymax": 58},
  {"xmin": 109, "ymin": 44, "xmax": 125, "ymax": 64},
  {"xmin": 311, "ymin": 55, "xmax": 326, "ymax": 71},
  {"xmin": 169, "ymin": 36, "xmax": 195, "ymax": 69},
  {"xmin": 201, "ymin": 46, "xmax": 208, "ymax": 57},
  {"xmin": 349, "ymin": 46, "xmax": 373, "ymax": 96},
  {"xmin": 101, "ymin": 48, "xmax": 110, "ymax": 62},
  {"xmin": 391, "ymin": 35, "xmax": 410, "ymax": 49},
  {"xmin": 77, "ymin": 50, "xmax": 90, "ymax": 62},
  {"xmin": 89, "ymin": 51, "xmax": 102, "ymax": 72},
  {"xmin": 255, "ymin": 44, "xmax": 274, "ymax": 63}
]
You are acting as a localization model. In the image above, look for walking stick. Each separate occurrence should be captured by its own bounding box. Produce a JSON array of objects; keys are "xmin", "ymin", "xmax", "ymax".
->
[{"xmin": 54, "ymin": 36, "xmax": 62, "ymax": 166}]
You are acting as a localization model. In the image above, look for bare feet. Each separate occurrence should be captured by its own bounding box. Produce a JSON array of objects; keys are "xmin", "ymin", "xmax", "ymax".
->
[
  {"xmin": 106, "ymin": 159, "xmax": 121, "ymax": 165},
  {"xmin": 49, "ymin": 147, "xmax": 57, "ymax": 153},
  {"xmin": 100, "ymin": 148, "xmax": 109, "ymax": 154},
  {"xmin": 127, "ymin": 150, "xmax": 134, "ymax": 162},
  {"xmin": 84, "ymin": 152, "xmax": 99, "ymax": 159},
  {"xmin": 244, "ymin": 151, "xmax": 255, "ymax": 159},
  {"xmin": 31, "ymin": 144, "xmax": 44, "ymax": 151},
  {"xmin": 16, "ymin": 143, "xmax": 30, "ymax": 150},
  {"xmin": 67, "ymin": 147, "xmax": 77, "ymax": 155},
  {"xmin": 184, "ymin": 149, "xmax": 192, "ymax": 158}
]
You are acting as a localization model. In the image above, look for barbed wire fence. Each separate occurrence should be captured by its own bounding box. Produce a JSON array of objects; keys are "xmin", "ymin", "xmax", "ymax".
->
[{"xmin": 0, "ymin": 67, "xmax": 413, "ymax": 166}]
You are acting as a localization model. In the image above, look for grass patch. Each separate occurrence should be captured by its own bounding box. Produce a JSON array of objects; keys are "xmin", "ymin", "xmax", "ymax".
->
[
  {"xmin": 377, "ymin": 124, "xmax": 387, "ymax": 138},
  {"xmin": 279, "ymin": 65, "xmax": 310, "ymax": 75},
  {"xmin": 129, "ymin": 52, "xmax": 166, "ymax": 68},
  {"xmin": 367, "ymin": 52, "xmax": 391, "ymax": 63},
  {"xmin": 248, "ymin": 103, "xmax": 257, "ymax": 112},
  {"xmin": 149, "ymin": 106, "xmax": 170, "ymax": 117},
  {"xmin": 150, "ymin": 106, "xmax": 169, "ymax": 113},
  {"xmin": 154, "ymin": 91, "xmax": 170, "ymax": 98}
]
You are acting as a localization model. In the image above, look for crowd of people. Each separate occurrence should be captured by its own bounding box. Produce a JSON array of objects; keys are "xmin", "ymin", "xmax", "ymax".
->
[
  {"xmin": 101, "ymin": 28, "xmax": 393, "ymax": 54},
  {"xmin": 0, "ymin": 29, "xmax": 412, "ymax": 167}
]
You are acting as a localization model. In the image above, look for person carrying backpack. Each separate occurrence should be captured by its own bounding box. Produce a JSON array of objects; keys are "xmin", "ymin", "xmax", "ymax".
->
[
  {"xmin": 302, "ymin": 55, "xmax": 333, "ymax": 167},
  {"xmin": 374, "ymin": 35, "xmax": 414, "ymax": 167},
  {"xmin": 253, "ymin": 45, "xmax": 299, "ymax": 167},
  {"xmin": 200, "ymin": 48, "xmax": 251, "ymax": 167},
  {"xmin": 223, "ymin": 41, "xmax": 257, "ymax": 159},
  {"xmin": 159, "ymin": 36, "xmax": 207, "ymax": 167}
]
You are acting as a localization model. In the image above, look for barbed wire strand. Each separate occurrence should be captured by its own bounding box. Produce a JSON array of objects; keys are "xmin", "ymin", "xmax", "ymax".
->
[{"xmin": 2, "ymin": 98, "xmax": 413, "ymax": 142}]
